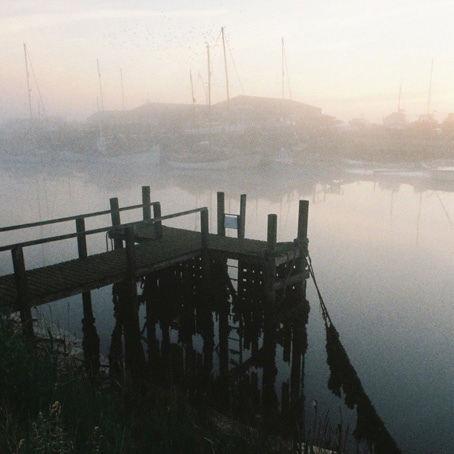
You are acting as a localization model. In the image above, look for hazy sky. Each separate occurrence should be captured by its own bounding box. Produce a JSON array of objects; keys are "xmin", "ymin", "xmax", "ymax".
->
[{"xmin": 2, "ymin": 0, "xmax": 454, "ymax": 124}]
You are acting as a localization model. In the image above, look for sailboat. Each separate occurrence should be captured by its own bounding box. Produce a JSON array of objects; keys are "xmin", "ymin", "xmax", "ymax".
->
[
  {"xmin": 414, "ymin": 59, "xmax": 439, "ymax": 132},
  {"xmin": 383, "ymin": 78, "xmax": 406, "ymax": 130},
  {"xmin": 217, "ymin": 27, "xmax": 264, "ymax": 169},
  {"xmin": 167, "ymin": 43, "xmax": 230, "ymax": 171},
  {"xmin": 92, "ymin": 62, "xmax": 160, "ymax": 168},
  {"xmin": 0, "ymin": 44, "xmax": 55, "ymax": 165}
]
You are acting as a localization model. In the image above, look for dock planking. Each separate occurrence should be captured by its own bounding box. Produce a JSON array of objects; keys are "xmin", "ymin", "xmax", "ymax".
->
[
  {"xmin": 0, "ymin": 188, "xmax": 309, "ymax": 341},
  {"xmin": 0, "ymin": 225, "xmax": 300, "ymax": 313}
]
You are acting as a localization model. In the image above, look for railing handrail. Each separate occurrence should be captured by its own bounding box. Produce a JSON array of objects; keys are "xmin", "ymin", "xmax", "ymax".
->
[
  {"xmin": 0, "ymin": 202, "xmax": 160, "ymax": 234},
  {"xmin": 0, "ymin": 207, "xmax": 208, "ymax": 253}
]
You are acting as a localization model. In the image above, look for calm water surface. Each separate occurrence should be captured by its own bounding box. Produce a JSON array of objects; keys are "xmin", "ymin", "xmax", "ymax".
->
[{"xmin": 0, "ymin": 159, "xmax": 452, "ymax": 453}]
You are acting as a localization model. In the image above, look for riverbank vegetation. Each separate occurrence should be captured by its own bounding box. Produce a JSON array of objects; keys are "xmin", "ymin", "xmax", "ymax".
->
[
  {"xmin": 1, "ymin": 315, "xmax": 388, "ymax": 453},
  {"xmin": 0, "ymin": 316, "xmax": 326, "ymax": 454}
]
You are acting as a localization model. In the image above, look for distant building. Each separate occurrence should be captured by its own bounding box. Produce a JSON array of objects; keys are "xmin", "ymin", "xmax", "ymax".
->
[{"xmin": 86, "ymin": 95, "xmax": 335, "ymax": 137}]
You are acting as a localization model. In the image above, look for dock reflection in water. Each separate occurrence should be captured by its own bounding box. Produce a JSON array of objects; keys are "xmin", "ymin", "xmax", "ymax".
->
[{"xmin": 81, "ymin": 255, "xmax": 400, "ymax": 453}]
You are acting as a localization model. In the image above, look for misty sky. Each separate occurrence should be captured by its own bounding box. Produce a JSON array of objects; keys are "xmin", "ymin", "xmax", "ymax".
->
[{"xmin": 2, "ymin": 0, "xmax": 454, "ymax": 124}]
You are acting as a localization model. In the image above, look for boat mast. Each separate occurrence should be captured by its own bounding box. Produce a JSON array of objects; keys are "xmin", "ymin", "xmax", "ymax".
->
[
  {"xmin": 120, "ymin": 68, "xmax": 126, "ymax": 110},
  {"xmin": 23, "ymin": 43, "xmax": 33, "ymax": 131},
  {"xmin": 397, "ymin": 77, "xmax": 403, "ymax": 112},
  {"xmin": 190, "ymin": 70, "xmax": 196, "ymax": 113},
  {"xmin": 97, "ymin": 59, "xmax": 105, "ymax": 112},
  {"xmin": 427, "ymin": 59, "xmax": 433, "ymax": 116},
  {"xmin": 281, "ymin": 37, "xmax": 292, "ymax": 100},
  {"xmin": 206, "ymin": 43, "xmax": 212, "ymax": 135},
  {"xmin": 221, "ymin": 27, "xmax": 230, "ymax": 114},
  {"xmin": 282, "ymin": 38, "xmax": 285, "ymax": 100}
]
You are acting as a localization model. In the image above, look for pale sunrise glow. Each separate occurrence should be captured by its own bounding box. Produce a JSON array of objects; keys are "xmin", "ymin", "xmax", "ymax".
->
[{"xmin": 2, "ymin": 0, "xmax": 454, "ymax": 123}]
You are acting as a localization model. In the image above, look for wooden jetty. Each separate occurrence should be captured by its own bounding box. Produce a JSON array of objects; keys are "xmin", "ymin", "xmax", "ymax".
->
[{"xmin": 0, "ymin": 187, "xmax": 309, "ymax": 338}]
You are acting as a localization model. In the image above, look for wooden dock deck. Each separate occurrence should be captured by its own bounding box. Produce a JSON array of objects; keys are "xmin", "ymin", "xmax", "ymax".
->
[
  {"xmin": 0, "ymin": 187, "xmax": 309, "ymax": 338},
  {"xmin": 0, "ymin": 225, "xmax": 303, "ymax": 313}
]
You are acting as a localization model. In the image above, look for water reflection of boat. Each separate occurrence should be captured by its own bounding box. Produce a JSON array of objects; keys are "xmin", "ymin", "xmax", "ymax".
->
[{"xmin": 167, "ymin": 141, "xmax": 230, "ymax": 170}]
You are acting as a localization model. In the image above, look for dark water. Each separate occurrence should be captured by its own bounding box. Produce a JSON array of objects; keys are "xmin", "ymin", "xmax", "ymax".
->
[{"xmin": 0, "ymin": 159, "xmax": 453, "ymax": 453}]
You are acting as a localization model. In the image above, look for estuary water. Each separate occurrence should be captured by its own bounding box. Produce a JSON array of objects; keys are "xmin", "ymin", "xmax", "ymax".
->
[{"xmin": 0, "ymin": 156, "xmax": 452, "ymax": 453}]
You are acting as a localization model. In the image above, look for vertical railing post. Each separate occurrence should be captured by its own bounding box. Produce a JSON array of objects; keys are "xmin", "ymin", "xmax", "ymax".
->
[
  {"xmin": 297, "ymin": 200, "xmax": 309, "ymax": 243},
  {"xmin": 142, "ymin": 186, "xmax": 151, "ymax": 221},
  {"xmin": 153, "ymin": 202, "xmax": 162, "ymax": 239},
  {"xmin": 217, "ymin": 191, "xmax": 225, "ymax": 236},
  {"xmin": 110, "ymin": 197, "xmax": 123, "ymax": 250},
  {"xmin": 11, "ymin": 246, "xmax": 34, "ymax": 339},
  {"xmin": 265, "ymin": 214, "xmax": 278, "ymax": 304},
  {"xmin": 125, "ymin": 227, "xmax": 137, "ymax": 298},
  {"xmin": 76, "ymin": 217, "xmax": 88, "ymax": 259},
  {"xmin": 238, "ymin": 193, "xmax": 247, "ymax": 239},
  {"xmin": 266, "ymin": 214, "xmax": 277, "ymax": 255},
  {"xmin": 201, "ymin": 208, "xmax": 209, "ymax": 249}
]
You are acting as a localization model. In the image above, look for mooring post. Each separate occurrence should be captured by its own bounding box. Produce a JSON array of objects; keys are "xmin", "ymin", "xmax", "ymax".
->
[
  {"xmin": 125, "ymin": 227, "xmax": 137, "ymax": 300},
  {"xmin": 76, "ymin": 217, "xmax": 88, "ymax": 259},
  {"xmin": 76, "ymin": 217, "xmax": 100, "ymax": 374},
  {"xmin": 123, "ymin": 227, "xmax": 146, "ymax": 378},
  {"xmin": 265, "ymin": 214, "xmax": 278, "ymax": 304},
  {"xmin": 200, "ymin": 208, "xmax": 210, "ymax": 282},
  {"xmin": 296, "ymin": 200, "xmax": 310, "ymax": 292},
  {"xmin": 11, "ymin": 246, "xmax": 34, "ymax": 339},
  {"xmin": 153, "ymin": 202, "xmax": 163, "ymax": 239},
  {"xmin": 297, "ymin": 200, "xmax": 309, "ymax": 244},
  {"xmin": 201, "ymin": 208, "xmax": 209, "ymax": 249},
  {"xmin": 142, "ymin": 186, "xmax": 151, "ymax": 221},
  {"xmin": 238, "ymin": 193, "xmax": 247, "ymax": 239},
  {"xmin": 267, "ymin": 214, "xmax": 277, "ymax": 255},
  {"xmin": 217, "ymin": 191, "xmax": 225, "ymax": 236},
  {"xmin": 110, "ymin": 197, "xmax": 123, "ymax": 250}
]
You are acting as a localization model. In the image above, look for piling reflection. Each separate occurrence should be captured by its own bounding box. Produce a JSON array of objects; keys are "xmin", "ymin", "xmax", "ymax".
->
[{"xmin": 80, "ymin": 255, "xmax": 400, "ymax": 452}]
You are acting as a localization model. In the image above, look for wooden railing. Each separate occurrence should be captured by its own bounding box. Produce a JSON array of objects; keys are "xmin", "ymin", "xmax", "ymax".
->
[{"xmin": 0, "ymin": 186, "xmax": 209, "ymax": 338}]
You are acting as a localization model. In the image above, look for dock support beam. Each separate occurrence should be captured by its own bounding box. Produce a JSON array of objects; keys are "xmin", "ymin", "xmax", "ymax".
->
[{"xmin": 11, "ymin": 246, "xmax": 34, "ymax": 339}]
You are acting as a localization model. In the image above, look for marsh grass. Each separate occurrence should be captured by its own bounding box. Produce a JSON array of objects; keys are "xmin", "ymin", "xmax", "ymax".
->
[
  {"xmin": 0, "ymin": 316, "xmax": 282, "ymax": 453},
  {"xmin": 0, "ymin": 317, "xmax": 375, "ymax": 453}
]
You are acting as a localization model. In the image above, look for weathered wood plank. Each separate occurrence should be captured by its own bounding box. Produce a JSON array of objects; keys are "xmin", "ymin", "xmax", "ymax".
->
[{"xmin": 0, "ymin": 224, "xmax": 305, "ymax": 314}]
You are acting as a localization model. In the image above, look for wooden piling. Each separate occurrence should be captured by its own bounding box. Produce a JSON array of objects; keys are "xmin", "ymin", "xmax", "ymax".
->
[
  {"xmin": 201, "ymin": 209, "xmax": 209, "ymax": 249},
  {"xmin": 265, "ymin": 214, "xmax": 278, "ymax": 304},
  {"xmin": 153, "ymin": 202, "xmax": 163, "ymax": 239},
  {"xmin": 142, "ymin": 186, "xmax": 151, "ymax": 221},
  {"xmin": 267, "ymin": 214, "xmax": 277, "ymax": 254},
  {"xmin": 76, "ymin": 217, "xmax": 88, "ymax": 259},
  {"xmin": 110, "ymin": 197, "xmax": 123, "ymax": 250},
  {"xmin": 238, "ymin": 194, "xmax": 246, "ymax": 239},
  {"xmin": 217, "ymin": 192, "xmax": 225, "ymax": 236},
  {"xmin": 122, "ymin": 227, "xmax": 146, "ymax": 378},
  {"xmin": 125, "ymin": 227, "xmax": 137, "ymax": 299},
  {"xmin": 297, "ymin": 200, "xmax": 309, "ymax": 242},
  {"xmin": 76, "ymin": 217, "xmax": 100, "ymax": 374},
  {"xmin": 11, "ymin": 246, "xmax": 34, "ymax": 339}
]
